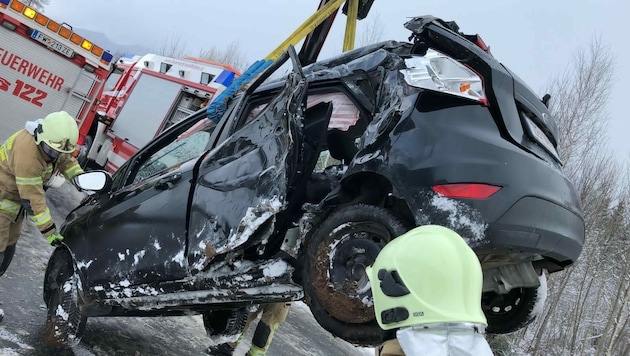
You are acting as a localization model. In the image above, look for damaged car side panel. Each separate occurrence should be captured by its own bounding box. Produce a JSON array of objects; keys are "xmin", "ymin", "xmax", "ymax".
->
[
  {"xmin": 187, "ymin": 50, "xmax": 308, "ymax": 274},
  {"xmin": 82, "ymin": 168, "xmax": 191, "ymax": 287},
  {"xmin": 301, "ymin": 21, "xmax": 583, "ymax": 266}
]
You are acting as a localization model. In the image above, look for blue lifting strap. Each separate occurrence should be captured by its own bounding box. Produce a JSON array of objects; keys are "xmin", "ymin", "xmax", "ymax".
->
[{"xmin": 206, "ymin": 59, "xmax": 274, "ymax": 123}]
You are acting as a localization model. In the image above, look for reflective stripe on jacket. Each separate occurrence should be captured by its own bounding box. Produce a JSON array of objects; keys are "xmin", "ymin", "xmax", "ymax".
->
[
  {"xmin": 0, "ymin": 199, "xmax": 20, "ymax": 215},
  {"xmin": 0, "ymin": 129, "xmax": 83, "ymax": 237}
]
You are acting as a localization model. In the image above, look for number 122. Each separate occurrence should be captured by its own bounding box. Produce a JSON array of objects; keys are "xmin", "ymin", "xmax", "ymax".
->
[{"xmin": 12, "ymin": 80, "xmax": 47, "ymax": 107}]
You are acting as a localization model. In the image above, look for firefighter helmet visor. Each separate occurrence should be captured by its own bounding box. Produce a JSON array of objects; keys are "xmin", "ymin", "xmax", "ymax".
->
[{"xmin": 40, "ymin": 142, "xmax": 61, "ymax": 161}]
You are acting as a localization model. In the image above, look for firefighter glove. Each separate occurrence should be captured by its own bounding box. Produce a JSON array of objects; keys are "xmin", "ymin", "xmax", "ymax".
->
[{"xmin": 47, "ymin": 233, "xmax": 64, "ymax": 246}]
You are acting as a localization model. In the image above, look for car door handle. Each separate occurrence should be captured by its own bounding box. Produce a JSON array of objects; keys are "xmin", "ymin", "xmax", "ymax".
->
[
  {"xmin": 113, "ymin": 188, "xmax": 138, "ymax": 202},
  {"xmin": 155, "ymin": 173, "xmax": 182, "ymax": 190}
]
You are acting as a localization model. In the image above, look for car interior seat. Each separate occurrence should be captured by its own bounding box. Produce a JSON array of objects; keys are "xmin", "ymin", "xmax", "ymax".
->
[
  {"xmin": 304, "ymin": 129, "xmax": 359, "ymax": 204},
  {"xmin": 288, "ymin": 101, "xmax": 334, "ymax": 203}
]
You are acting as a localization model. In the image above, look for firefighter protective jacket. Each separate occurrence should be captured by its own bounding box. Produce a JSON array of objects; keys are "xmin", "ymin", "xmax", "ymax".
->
[{"xmin": 0, "ymin": 129, "xmax": 83, "ymax": 238}]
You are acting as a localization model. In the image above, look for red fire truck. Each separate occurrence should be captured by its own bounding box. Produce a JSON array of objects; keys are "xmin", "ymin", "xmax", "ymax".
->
[
  {"xmin": 83, "ymin": 54, "xmax": 240, "ymax": 172},
  {"xmin": 0, "ymin": 0, "xmax": 113, "ymax": 144}
]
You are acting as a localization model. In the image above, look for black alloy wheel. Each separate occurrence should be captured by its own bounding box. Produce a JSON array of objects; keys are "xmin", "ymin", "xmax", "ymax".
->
[{"xmin": 482, "ymin": 281, "xmax": 545, "ymax": 334}]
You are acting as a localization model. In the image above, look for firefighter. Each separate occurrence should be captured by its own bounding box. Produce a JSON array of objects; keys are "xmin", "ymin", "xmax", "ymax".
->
[
  {"xmin": 207, "ymin": 302, "xmax": 291, "ymax": 356},
  {"xmin": 0, "ymin": 111, "xmax": 84, "ymax": 321},
  {"xmin": 366, "ymin": 225, "xmax": 494, "ymax": 356}
]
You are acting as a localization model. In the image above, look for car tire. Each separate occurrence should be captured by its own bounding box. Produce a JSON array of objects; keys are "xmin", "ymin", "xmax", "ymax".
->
[
  {"xmin": 302, "ymin": 204, "xmax": 409, "ymax": 346},
  {"xmin": 202, "ymin": 308, "xmax": 249, "ymax": 342},
  {"xmin": 44, "ymin": 252, "xmax": 87, "ymax": 348},
  {"xmin": 483, "ymin": 274, "xmax": 547, "ymax": 334}
]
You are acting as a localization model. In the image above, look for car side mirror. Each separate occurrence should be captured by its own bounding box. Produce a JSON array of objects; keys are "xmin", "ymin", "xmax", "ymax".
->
[{"xmin": 73, "ymin": 170, "xmax": 112, "ymax": 192}]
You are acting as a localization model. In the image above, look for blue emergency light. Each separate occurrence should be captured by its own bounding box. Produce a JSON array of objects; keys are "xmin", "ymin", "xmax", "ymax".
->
[
  {"xmin": 214, "ymin": 70, "xmax": 236, "ymax": 87},
  {"xmin": 0, "ymin": 0, "xmax": 10, "ymax": 5},
  {"xmin": 101, "ymin": 51, "xmax": 113, "ymax": 64}
]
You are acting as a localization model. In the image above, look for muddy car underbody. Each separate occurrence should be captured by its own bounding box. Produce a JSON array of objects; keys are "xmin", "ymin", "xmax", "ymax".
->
[{"xmin": 43, "ymin": 17, "xmax": 584, "ymax": 347}]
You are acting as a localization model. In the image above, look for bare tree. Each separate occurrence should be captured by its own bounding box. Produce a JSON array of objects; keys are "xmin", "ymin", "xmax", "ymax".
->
[
  {"xmin": 154, "ymin": 34, "xmax": 188, "ymax": 58},
  {"xmin": 551, "ymin": 37, "xmax": 614, "ymax": 178},
  {"xmin": 357, "ymin": 13, "xmax": 384, "ymax": 47},
  {"xmin": 595, "ymin": 169, "xmax": 630, "ymax": 356},
  {"xmin": 198, "ymin": 40, "xmax": 249, "ymax": 73},
  {"xmin": 24, "ymin": 0, "xmax": 50, "ymax": 12},
  {"xmin": 503, "ymin": 37, "xmax": 630, "ymax": 356}
]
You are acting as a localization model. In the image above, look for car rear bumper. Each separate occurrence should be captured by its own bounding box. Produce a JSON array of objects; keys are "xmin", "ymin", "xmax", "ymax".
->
[{"xmin": 481, "ymin": 196, "xmax": 585, "ymax": 266}]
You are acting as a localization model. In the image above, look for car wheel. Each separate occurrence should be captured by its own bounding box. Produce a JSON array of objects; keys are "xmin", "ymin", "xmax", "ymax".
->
[
  {"xmin": 483, "ymin": 274, "xmax": 547, "ymax": 334},
  {"xmin": 202, "ymin": 308, "xmax": 249, "ymax": 343},
  {"xmin": 44, "ymin": 252, "xmax": 87, "ymax": 348},
  {"xmin": 302, "ymin": 204, "xmax": 408, "ymax": 346}
]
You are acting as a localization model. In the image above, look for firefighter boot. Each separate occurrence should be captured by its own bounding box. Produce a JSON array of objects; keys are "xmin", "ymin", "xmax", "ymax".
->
[
  {"xmin": 0, "ymin": 245, "xmax": 15, "ymax": 321},
  {"xmin": 206, "ymin": 343, "xmax": 235, "ymax": 356}
]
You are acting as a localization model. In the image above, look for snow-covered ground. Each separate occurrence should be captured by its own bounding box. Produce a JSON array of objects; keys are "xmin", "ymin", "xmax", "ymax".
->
[{"xmin": 0, "ymin": 183, "xmax": 377, "ymax": 355}]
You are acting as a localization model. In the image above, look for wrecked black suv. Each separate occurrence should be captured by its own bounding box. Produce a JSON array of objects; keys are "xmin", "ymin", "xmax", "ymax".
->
[{"xmin": 44, "ymin": 17, "xmax": 584, "ymax": 347}]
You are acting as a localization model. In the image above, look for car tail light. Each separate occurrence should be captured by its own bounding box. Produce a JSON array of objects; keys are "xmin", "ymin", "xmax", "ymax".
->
[
  {"xmin": 467, "ymin": 34, "xmax": 492, "ymax": 56},
  {"xmin": 400, "ymin": 50, "xmax": 486, "ymax": 103},
  {"xmin": 432, "ymin": 183, "xmax": 501, "ymax": 199}
]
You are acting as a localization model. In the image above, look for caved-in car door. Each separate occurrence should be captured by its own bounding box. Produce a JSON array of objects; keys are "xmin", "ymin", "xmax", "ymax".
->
[
  {"xmin": 80, "ymin": 112, "xmax": 217, "ymax": 289},
  {"xmin": 187, "ymin": 47, "xmax": 307, "ymax": 273}
]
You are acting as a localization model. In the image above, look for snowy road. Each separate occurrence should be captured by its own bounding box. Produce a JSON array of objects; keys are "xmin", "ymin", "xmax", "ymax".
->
[{"xmin": 0, "ymin": 184, "xmax": 372, "ymax": 355}]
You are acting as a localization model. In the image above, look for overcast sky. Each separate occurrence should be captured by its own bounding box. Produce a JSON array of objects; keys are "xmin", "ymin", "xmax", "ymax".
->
[{"xmin": 45, "ymin": 0, "xmax": 628, "ymax": 159}]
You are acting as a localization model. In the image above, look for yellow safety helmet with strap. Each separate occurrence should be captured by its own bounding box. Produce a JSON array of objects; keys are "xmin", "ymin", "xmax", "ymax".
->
[
  {"xmin": 35, "ymin": 111, "xmax": 79, "ymax": 154},
  {"xmin": 366, "ymin": 225, "xmax": 487, "ymax": 330}
]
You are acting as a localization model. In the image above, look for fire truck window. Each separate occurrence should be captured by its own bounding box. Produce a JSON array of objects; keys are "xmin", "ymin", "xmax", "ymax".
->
[
  {"xmin": 131, "ymin": 122, "xmax": 215, "ymax": 184},
  {"xmin": 104, "ymin": 72, "xmax": 122, "ymax": 91}
]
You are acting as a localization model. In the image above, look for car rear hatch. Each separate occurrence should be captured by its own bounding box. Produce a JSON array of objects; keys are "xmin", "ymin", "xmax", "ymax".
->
[{"xmin": 405, "ymin": 16, "xmax": 562, "ymax": 166}]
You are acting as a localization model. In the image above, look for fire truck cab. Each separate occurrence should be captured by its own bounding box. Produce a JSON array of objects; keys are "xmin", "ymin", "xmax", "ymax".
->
[
  {"xmin": 84, "ymin": 54, "xmax": 240, "ymax": 172},
  {"xmin": 0, "ymin": 0, "xmax": 112, "ymax": 144}
]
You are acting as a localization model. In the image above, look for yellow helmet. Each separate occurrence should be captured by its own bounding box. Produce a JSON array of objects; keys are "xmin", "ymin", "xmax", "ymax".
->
[
  {"xmin": 366, "ymin": 225, "xmax": 487, "ymax": 330},
  {"xmin": 35, "ymin": 111, "xmax": 79, "ymax": 154}
]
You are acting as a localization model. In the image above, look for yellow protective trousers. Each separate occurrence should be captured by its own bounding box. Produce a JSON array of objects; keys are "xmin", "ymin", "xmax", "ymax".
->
[
  {"xmin": 0, "ymin": 201, "xmax": 24, "ymax": 252},
  {"xmin": 230, "ymin": 302, "xmax": 291, "ymax": 356}
]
